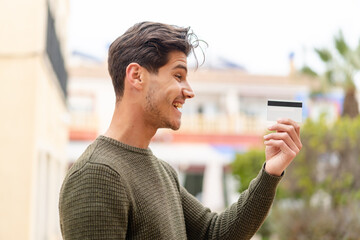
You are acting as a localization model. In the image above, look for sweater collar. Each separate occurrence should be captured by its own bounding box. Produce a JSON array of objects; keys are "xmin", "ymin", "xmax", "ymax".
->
[{"xmin": 98, "ymin": 135, "xmax": 153, "ymax": 156}]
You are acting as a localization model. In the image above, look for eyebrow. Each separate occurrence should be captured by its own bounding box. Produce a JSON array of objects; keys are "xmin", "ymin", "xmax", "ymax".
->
[{"xmin": 172, "ymin": 64, "xmax": 188, "ymax": 74}]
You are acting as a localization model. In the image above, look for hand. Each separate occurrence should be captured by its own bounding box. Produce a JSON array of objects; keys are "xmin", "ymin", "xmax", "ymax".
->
[{"xmin": 263, "ymin": 119, "xmax": 302, "ymax": 176}]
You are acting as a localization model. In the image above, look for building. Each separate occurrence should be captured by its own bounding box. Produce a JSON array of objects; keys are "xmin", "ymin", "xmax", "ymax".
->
[
  {"xmin": 67, "ymin": 55, "xmax": 318, "ymax": 212},
  {"xmin": 0, "ymin": 0, "xmax": 69, "ymax": 239}
]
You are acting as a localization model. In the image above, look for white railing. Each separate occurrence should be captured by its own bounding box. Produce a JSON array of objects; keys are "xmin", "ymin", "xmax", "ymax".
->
[
  {"xmin": 179, "ymin": 114, "xmax": 268, "ymax": 134},
  {"xmin": 69, "ymin": 112, "xmax": 99, "ymax": 132}
]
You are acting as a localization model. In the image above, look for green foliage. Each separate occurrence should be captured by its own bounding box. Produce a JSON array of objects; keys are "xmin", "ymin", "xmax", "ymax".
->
[
  {"xmin": 300, "ymin": 65, "xmax": 318, "ymax": 77},
  {"xmin": 334, "ymin": 30, "xmax": 349, "ymax": 56},
  {"xmin": 231, "ymin": 116, "xmax": 360, "ymax": 238},
  {"xmin": 231, "ymin": 148, "xmax": 290, "ymax": 200},
  {"xmin": 324, "ymin": 70, "xmax": 335, "ymax": 85},
  {"xmin": 309, "ymin": 30, "xmax": 360, "ymax": 87},
  {"xmin": 300, "ymin": 66, "xmax": 318, "ymax": 77},
  {"xmin": 282, "ymin": 115, "xmax": 360, "ymax": 206},
  {"xmin": 301, "ymin": 30, "xmax": 360, "ymax": 117},
  {"xmin": 315, "ymin": 48, "xmax": 332, "ymax": 62},
  {"xmin": 231, "ymin": 149, "xmax": 265, "ymax": 193},
  {"xmin": 269, "ymin": 203, "xmax": 360, "ymax": 239},
  {"xmin": 231, "ymin": 117, "xmax": 360, "ymax": 203}
]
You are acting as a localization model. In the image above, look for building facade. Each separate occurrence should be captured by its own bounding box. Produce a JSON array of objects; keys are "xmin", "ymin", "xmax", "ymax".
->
[
  {"xmin": 67, "ymin": 56, "xmax": 318, "ymax": 212},
  {"xmin": 0, "ymin": 0, "xmax": 69, "ymax": 239}
]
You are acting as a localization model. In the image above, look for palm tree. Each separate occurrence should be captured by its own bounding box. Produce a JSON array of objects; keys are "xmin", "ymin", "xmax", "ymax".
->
[{"xmin": 301, "ymin": 30, "xmax": 360, "ymax": 118}]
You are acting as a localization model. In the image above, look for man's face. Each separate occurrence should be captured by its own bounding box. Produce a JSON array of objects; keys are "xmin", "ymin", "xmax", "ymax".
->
[{"xmin": 143, "ymin": 51, "xmax": 194, "ymax": 130}]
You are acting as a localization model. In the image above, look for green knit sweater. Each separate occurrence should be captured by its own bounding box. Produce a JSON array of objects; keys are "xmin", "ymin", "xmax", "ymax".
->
[{"xmin": 59, "ymin": 135, "xmax": 282, "ymax": 239}]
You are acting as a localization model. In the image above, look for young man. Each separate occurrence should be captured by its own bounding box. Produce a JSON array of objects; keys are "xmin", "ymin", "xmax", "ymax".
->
[{"xmin": 59, "ymin": 22, "xmax": 302, "ymax": 239}]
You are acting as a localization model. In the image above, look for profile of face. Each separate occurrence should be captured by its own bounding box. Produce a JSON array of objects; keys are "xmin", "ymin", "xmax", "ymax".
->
[{"xmin": 142, "ymin": 51, "xmax": 195, "ymax": 131}]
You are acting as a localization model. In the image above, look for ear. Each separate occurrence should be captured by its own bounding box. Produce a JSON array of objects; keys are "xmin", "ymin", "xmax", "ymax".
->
[{"xmin": 125, "ymin": 63, "xmax": 144, "ymax": 90}]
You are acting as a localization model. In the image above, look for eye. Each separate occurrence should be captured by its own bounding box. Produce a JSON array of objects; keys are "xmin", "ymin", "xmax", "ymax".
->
[{"xmin": 175, "ymin": 74, "xmax": 183, "ymax": 82}]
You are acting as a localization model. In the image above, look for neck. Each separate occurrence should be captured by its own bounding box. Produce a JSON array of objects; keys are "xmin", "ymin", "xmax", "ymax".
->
[{"xmin": 104, "ymin": 102, "xmax": 157, "ymax": 149}]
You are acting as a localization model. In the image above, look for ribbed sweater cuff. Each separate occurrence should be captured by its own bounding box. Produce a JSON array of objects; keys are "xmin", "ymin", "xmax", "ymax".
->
[{"xmin": 252, "ymin": 163, "xmax": 283, "ymax": 197}]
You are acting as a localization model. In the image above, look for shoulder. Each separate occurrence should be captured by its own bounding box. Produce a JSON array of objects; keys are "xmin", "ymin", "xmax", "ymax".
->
[
  {"xmin": 69, "ymin": 136, "xmax": 134, "ymax": 176},
  {"xmin": 158, "ymin": 159, "xmax": 177, "ymax": 176},
  {"xmin": 158, "ymin": 159, "xmax": 181, "ymax": 189},
  {"xmin": 59, "ymin": 160, "xmax": 131, "ymax": 235},
  {"xmin": 60, "ymin": 155, "xmax": 131, "ymax": 209},
  {"xmin": 63, "ymin": 138, "xmax": 130, "ymax": 191}
]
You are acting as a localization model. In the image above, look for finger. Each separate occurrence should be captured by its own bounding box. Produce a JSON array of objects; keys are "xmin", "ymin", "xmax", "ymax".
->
[
  {"xmin": 268, "ymin": 122, "xmax": 300, "ymax": 147},
  {"xmin": 277, "ymin": 118, "xmax": 300, "ymax": 135},
  {"xmin": 264, "ymin": 132, "xmax": 300, "ymax": 154},
  {"xmin": 268, "ymin": 120, "xmax": 302, "ymax": 150},
  {"xmin": 264, "ymin": 139, "xmax": 296, "ymax": 160},
  {"xmin": 268, "ymin": 123, "xmax": 301, "ymax": 149}
]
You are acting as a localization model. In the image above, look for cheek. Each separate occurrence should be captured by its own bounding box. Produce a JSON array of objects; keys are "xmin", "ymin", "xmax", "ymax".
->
[
  {"xmin": 169, "ymin": 82, "xmax": 182, "ymax": 94},
  {"xmin": 167, "ymin": 87, "xmax": 181, "ymax": 102},
  {"xmin": 154, "ymin": 80, "xmax": 182, "ymax": 103}
]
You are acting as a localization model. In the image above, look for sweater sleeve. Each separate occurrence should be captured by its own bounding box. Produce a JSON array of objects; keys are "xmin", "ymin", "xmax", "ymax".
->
[
  {"xmin": 182, "ymin": 163, "xmax": 282, "ymax": 240},
  {"xmin": 59, "ymin": 162, "xmax": 130, "ymax": 240}
]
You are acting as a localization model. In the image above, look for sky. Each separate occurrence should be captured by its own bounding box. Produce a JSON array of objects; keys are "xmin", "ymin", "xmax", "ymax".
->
[{"xmin": 68, "ymin": 0, "xmax": 360, "ymax": 76}]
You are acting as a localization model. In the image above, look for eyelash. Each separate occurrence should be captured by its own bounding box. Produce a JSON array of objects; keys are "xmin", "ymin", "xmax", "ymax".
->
[{"xmin": 175, "ymin": 74, "xmax": 182, "ymax": 81}]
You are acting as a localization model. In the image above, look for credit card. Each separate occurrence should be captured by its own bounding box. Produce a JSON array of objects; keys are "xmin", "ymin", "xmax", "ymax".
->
[{"xmin": 267, "ymin": 100, "xmax": 303, "ymax": 122}]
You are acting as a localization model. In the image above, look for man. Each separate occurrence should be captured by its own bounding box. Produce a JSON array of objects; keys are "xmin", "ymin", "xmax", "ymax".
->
[{"xmin": 59, "ymin": 22, "xmax": 302, "ymax": 239}]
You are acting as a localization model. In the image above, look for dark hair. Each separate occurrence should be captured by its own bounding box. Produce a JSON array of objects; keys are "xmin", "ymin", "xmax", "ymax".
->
[{"xmin": 108, "ymin": 21, "xmax": 201, "ymax": 101}]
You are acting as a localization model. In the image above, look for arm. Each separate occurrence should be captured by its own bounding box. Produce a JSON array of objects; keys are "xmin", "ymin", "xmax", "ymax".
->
[
  {"xmin": 59, "ymin": 162, "xmax": 130, "ymax": 239},
  {"xmin": 183, "ymin": 119, "xmax": 302, "ymax": 239},
  {"xmin": 182, "ymin": 164, "xmax": 282, "ymax": 240}
]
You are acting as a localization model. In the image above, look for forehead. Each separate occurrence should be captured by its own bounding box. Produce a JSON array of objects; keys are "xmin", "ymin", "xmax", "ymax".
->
[{"xmin": 165, "ymin": 51, "xmax": 187, "ymax": 68}]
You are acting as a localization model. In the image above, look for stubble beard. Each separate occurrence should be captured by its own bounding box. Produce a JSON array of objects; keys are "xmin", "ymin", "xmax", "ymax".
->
[{"xmin": 145, "ymin": 88, "xmax": 180, "ymax": 130}]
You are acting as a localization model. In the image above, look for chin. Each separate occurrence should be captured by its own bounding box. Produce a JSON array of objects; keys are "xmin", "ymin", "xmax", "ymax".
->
[
  {"xmin": 171, "ymin": 125, "xmax": 181, "ymax": 131},
  {"xmin": 168, "ymin": 120, "xmax": 181, "ymax": 131},
  {"xmin": 159, "ymin": 125, "xmax": 180, "ymax": 131},
  {"xmin": 158, "ymin": 117, "xmax": 181, "ymax": 131}
]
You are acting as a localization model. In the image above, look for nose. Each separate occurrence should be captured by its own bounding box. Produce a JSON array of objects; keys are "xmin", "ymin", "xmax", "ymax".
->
[{"xmin": 182, "ymin": 82, "xmax": 195, "ymax": 99}]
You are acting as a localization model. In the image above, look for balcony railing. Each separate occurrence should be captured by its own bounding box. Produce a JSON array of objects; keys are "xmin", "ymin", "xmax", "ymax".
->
[{"xmin": 179, "ymin": 114, "xmax": 268, "ymax": 134}]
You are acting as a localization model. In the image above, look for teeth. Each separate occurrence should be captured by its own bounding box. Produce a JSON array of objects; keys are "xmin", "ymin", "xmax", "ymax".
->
[{"xmin": 173, "ymin": 103, "xmax": 183, "ymax": 109}]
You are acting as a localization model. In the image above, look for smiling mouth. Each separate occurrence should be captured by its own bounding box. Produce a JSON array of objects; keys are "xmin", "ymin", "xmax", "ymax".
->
[{"xmin": 173, "ymin": 102, "xmax": 183, "ymax": 110}]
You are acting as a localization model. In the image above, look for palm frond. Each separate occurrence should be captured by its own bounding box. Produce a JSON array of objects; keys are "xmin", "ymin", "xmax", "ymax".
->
[
  {"xmin": 325, "ymin": 70, "xmax": 335, "ymax": 85},
  {"xmin": 300, "ymin": 65, "xmax": 318, "ymax": 77},
  {"xmin": 335, "ymin": 30, "xmax": 349, "ymax": 56},
  {"xmin": 315, "ymin": 48, "xmax": 332, "ymax": 62}
]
